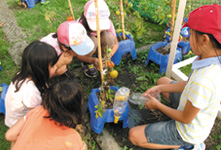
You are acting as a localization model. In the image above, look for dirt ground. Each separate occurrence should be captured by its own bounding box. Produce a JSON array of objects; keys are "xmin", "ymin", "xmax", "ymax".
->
[{"xmin": 71, "ymin": 60, "xmax": 220, "ymax": 150}]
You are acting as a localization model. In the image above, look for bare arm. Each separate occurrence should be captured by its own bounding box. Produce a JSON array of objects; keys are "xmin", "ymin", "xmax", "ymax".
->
[
  {"xmin": 109, "ymin": 36, "xmax": 119, "ymax": 58},
  {"xmin": 76, "ymin": 54, "xmax": 97, "ymax": 64},
  {"xmin": 5, "ymin": 117, "xmax": 25, "ymax": 142},
  {"xmin": 54, "ymin": 52, "xmax": 73, "ymax": 76},
  {"xmin": 143, "ymin": 81, "xmax": 187, "ymax": 97}
]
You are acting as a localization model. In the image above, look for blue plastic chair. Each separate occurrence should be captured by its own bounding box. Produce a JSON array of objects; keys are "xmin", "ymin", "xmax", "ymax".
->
[
  {"xmin": 21, "ymin": 0, "xmax": 45, "ymax": 8},
  {"xmin": 0, "ymin": 83, "xmax": 9, "ymax": 114},
  {"xmin": 111, "ymin": 32, "xmax": 137, "ymax": 65}
]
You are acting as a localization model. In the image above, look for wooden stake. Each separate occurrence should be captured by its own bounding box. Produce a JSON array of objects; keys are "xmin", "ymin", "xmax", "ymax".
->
[
  {"xmin": 95, "ymin": 0, "xmax": 104, "ymax": 84},
  {"xmin": 120, "ymin": 0, "xmax": 126, "ymax": 40},
  {"xmin": 68, "ymin": 0, "xmax": 75, "ymax": 20},
  {"xmin": 170, "ymin": 0, "xmax": 176, "ymax": 41}
]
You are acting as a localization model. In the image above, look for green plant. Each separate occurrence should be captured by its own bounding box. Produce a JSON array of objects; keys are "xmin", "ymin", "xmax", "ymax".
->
[
  {"xmin": 153, "ymin": 0, "xmax": 191, "ymax": 25},
  {"xmin": 95, "ymin": 47, "xmax": 118, "ymax": 118}
]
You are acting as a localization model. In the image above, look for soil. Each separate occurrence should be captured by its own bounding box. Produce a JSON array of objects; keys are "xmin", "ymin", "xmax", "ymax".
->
[
  {"xmin": 96, "ymin": 90, "xmax": 116, "ymax": 109},
  {"xmin": 182, "ymin": 37, "xmax": 189, "ymax": 42},
  {"xmin": 156, "ymin": 45, "xmax": 170, "ymax": 55}
]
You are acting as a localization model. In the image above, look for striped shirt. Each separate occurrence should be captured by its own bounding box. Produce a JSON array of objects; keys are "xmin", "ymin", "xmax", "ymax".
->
[{"xmin": 176, "ymin": 56, "xmax": 221, "ymax": 144}]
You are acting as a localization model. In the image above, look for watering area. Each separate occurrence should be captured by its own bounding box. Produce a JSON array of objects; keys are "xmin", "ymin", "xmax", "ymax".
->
[{"xmin": 84, "ymin": 68, "xmax": 171, "ymax": 150}]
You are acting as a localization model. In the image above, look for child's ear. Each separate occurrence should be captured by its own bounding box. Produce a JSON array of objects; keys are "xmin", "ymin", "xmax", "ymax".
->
[{"xmin": 201, "ymin": 34, "xmax": 210, "ymax": 46}]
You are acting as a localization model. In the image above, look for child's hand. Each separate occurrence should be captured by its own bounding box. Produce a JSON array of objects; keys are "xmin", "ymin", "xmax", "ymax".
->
[
  {"xmin": 145, "ymin": 94, "xmax": 160, "ymax": 110},
  {"xmin": 60, "ymin": 52, "xmax": 73, "ymax": 65},
  {"xmin": 142, "ymin": 86, "xmax": 160, "ymax": 97},
  {"xmin": 93, "ymin": 58, "xmax": 100, "ymax": 70}
]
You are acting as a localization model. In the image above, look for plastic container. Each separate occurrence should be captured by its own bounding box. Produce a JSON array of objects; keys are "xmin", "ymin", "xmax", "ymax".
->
[
  {"xmin": 113, "ymin": 87, "xmax": 130, "ymax": 124},
  {"xmin": 129, "ymin": 92, "xmax": 161, "ymax": 105}
]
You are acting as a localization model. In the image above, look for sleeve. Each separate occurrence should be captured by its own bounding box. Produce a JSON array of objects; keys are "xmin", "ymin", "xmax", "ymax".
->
[
  {"xmin": 108, "ymin": 20, "xmax": 116, "ymax": 36},
  {"xmin": 22, "ymin": 81, "xmax": 42, "ymax": 108},
  {"xmin": 187, "ymin": 78, "xmax": 214, "ymax": 109}
]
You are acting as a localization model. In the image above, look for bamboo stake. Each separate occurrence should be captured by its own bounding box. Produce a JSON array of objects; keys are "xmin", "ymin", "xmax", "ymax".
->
[
  {"xmin": 95, "ymin": 0, "xmax": 104, "ymax": 84},
  {"xmin": 170, "ymin": 0, "xmax": 176, "ymax": 41},
  {"xmin": 120, "ymin": 0, "xmax": 126, "ymax": 40},
  {"xmin": 68, "ymin": 0, "xmax": 75, "ymax": 20}
]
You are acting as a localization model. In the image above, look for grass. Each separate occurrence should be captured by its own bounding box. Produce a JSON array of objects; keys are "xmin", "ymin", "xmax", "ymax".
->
[
  {"xmin": 0, "ymin": 0, "xmax": 220, "ymax": 149},
  {"xmin": 0, "ymin": 28, "xmax": 15, "ymax": 150},
  {"xmin": 0, "ymin": 29, "xmax": 18, "ymax": 85}
]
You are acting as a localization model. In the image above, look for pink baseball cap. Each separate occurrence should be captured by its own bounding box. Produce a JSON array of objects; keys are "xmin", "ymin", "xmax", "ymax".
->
[
  {"xmin": 57, "ymin": 21, "xmax": 94, "ymax": 55},
  {"xmin": 84, "ymin": 0, "xmax": 110, "ymax": 31},
  {"xmin": 183, "ymin": 4, "xmax": 221, "ymax": 44}
]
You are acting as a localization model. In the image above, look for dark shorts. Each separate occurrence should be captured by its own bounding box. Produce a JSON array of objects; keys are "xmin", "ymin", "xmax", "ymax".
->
[
  {"xmin": 145, "ymin": 120, "xmax": 192, "ymax": 146},
  {"xmin": 168, "ymin": 81, "xmax": 182, "ymax": 109}
]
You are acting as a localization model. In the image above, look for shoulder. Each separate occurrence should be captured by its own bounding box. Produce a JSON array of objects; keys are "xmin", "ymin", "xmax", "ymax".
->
[
  {"xmin": 26, "ymin": 106, "xmax": 45, "ymax": 120},
  {"xmin": 23, "ymin": 79, "xmax": 40, "ymax": 93},
  {"xmin": 65, "ymin": 129, "xmax": 84, "ymax": 149}
]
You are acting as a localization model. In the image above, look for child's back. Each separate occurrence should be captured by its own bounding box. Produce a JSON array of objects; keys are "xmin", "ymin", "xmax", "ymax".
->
[
  {"xmin": 5, "ymin": 41, "xmax": 58, "ymax": 127},
  {"xmin": 12, "ymin": 106, "xmax": 84, "ymax": 150},
  {"xmin": 6, "ymin": 79, "xmax": 85, "ymax": 150},
  {"xmin": 5, "ymin": 78, "xmax": 41, "ymax": 127}
]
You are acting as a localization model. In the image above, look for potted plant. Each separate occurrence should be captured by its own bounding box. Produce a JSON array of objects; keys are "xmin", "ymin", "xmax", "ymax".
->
[
  {"xmin": 87, "ymin": 47, "xmax": 129, "ymax": 134},
  {"xmin": 146, "ymin": 0, "xmax": 191, "ymax": 73}
]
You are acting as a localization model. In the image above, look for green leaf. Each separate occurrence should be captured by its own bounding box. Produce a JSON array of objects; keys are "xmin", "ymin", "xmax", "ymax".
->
[{"xmin": 136, "ymin": 76, "xmax": 148, "ymax": 81}]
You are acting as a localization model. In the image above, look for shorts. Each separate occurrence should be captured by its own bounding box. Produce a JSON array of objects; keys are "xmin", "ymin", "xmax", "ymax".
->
[
  {"xmin": 145, "ymin": 120, "xmax": 193, "ymax": 147},
  {"xmin": 168, "ymin": 81, "xmax": 182, "ymax": 109}
]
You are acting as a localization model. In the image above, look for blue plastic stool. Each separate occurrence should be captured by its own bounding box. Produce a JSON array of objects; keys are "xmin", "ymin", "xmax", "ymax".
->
[
  {"xmin": 0, "ymin": 83, "xmax": 9, "ymax": 114},
  {"xmin": 21, "ymin": 0, "xmax": 45, "ymax": 8},
  {"xmin": 0, "ymin": 66, "xmax": 2, "ymax": 71},
  {"xmin": 111, "ymin": 32, "xmax": 137, "ymax": 65},
  {"xmin": 145, "ymin": 42, "xmax": 182, "ymax": 73},
  {"xmin": 178, "ymin": 40, "xmax": 191, "ymax": 55},
  {"xmin": 87, "ymin": 86, "xmax": 129, "ymax": 134}
]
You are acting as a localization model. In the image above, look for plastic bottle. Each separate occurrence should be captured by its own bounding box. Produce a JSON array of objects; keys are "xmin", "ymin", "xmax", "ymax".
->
[
  {"xmin": 113, "ymin": 87, "xmax": 130, "ymax": 124},
  {"xmin": 129, "ymin": 92, "xmax": 161, "ymax": 105}
]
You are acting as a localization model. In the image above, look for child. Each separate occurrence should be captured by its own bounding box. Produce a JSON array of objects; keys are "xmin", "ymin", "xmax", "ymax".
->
[
  {"xmin": 129, "ymin": 4, "xmax": 221, "ymax": 150},
  {"xmin": 5, "ymin": 41, "xmax": 58, "ymax": 128},
  {"xmin": 78, "ymin": 0, "xmax": 119, "ymax": 78},
  {"xmin": 41, "ymin": 20, "xmax": 95, "ymax": 77},
  {"xmin": 5, "ymin": 79, "xmax": 85, "ymax": 150}
]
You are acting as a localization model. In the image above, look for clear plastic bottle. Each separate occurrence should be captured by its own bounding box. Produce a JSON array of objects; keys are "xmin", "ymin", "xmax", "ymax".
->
[
  {"xmin": 129, "ymin": 92, "xmax": 161, "ymax": 105},
  {"xmin": 113, "ymin": 87, "xmax": 130, "ymax": 124}
]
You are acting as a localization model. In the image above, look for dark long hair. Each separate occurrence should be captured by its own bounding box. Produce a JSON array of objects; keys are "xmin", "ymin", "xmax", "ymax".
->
[
  {"xmin": 79, "ymin": 12, "xmax": 93, "ymax": 35},
  {"xmin": 42, "ymin": 79, "xmax": 84, "ymax": 128},
  {"xmin": 12, "ymin": 41, "xmax": 58, "ymax": 94}
]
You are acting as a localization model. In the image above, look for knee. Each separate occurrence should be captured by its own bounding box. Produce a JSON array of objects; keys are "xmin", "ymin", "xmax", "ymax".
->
[
  {"xmin": 157, "ymin": 76, "xmax": 171, "ymax": 85},
  {"xmin": 129, "ymin": 128, "xmax": 139, "ymax": 146}
]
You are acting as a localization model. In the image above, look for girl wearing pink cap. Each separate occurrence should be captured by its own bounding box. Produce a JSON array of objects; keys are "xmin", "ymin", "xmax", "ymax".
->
[
  {"xmin": 78, "ymin": 0, "xmax": 119, "ymax": 78},
  {"xmin": 129, "ymin": 4, "xmax": 221, "ymax": 150}
]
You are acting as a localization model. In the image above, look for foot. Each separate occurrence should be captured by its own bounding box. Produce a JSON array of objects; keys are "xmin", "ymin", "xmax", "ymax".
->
[
  {"xmin": 82, "ymin": 63, "xmax": 97, "ymax": 78},
  {"xmin": 192, "ymin": 143, "xmax": 206, "ymax": 150}
]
